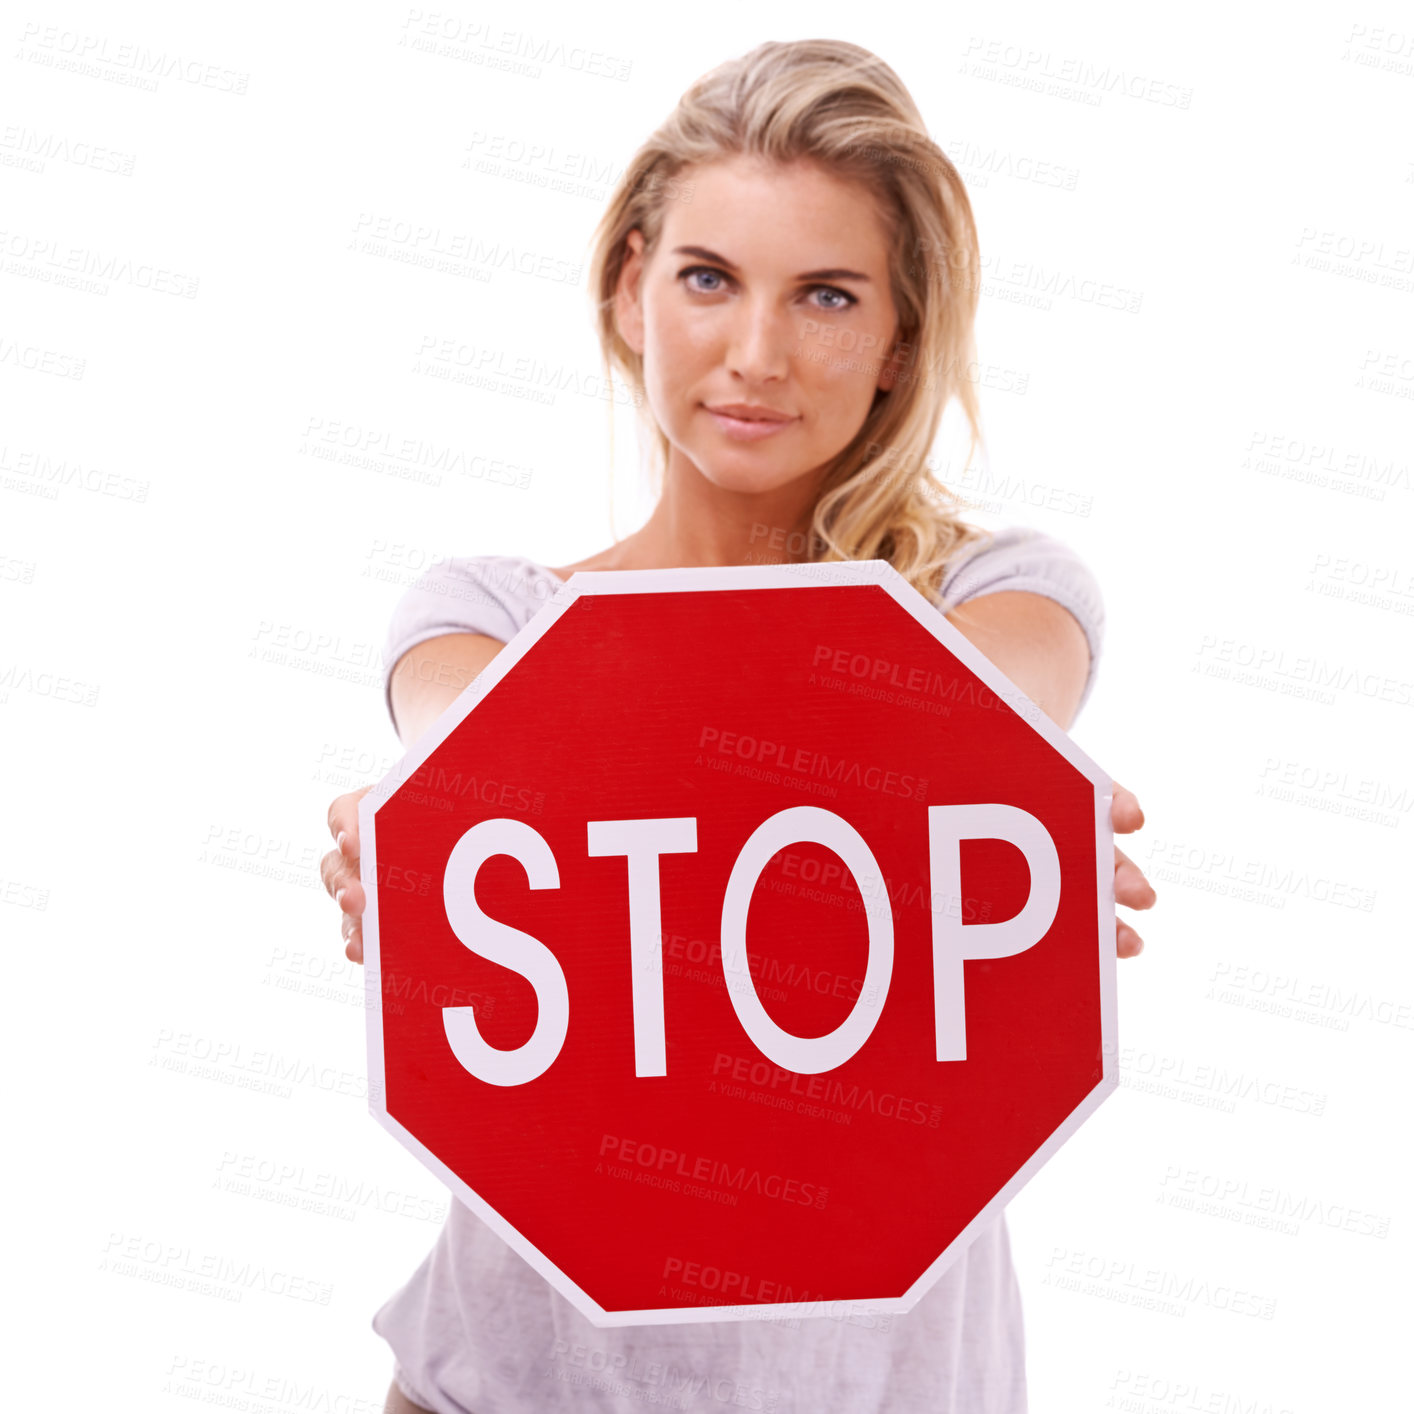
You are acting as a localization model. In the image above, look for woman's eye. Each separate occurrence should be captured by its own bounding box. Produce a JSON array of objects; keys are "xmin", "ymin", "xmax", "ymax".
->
[
  {"xmin": 813, "ymin": 286, "xmax": 856, "ymax": 311},
  {"xmin": 677, "ymin": 267, "xmax": 857, "ymax": 310},
  {"xmin": 680, "ymin": 266, "xmax": 727, "ymax": 293}
]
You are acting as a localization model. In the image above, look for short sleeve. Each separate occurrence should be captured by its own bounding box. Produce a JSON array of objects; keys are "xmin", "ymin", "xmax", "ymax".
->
[
  {"xmin": 378, "ymin": 556, "xmax": 558, "ymax": 730},
  {"xmin": 936, "ymin": 524, "xmax": 1106, "ymax": 716}
]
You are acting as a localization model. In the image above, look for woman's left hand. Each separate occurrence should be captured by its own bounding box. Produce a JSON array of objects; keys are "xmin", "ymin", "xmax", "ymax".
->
[{"xmin": 1112, "ymin": 782, "xmax": 1156, "ymax": 958}]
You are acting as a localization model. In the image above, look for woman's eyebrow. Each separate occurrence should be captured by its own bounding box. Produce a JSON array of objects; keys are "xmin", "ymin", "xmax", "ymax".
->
[{"xmin": 671, "ymin": 245, "xmax": 872, "ymax": 282}]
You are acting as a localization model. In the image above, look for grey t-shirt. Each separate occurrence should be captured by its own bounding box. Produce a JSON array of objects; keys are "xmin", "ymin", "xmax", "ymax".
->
[{"xmin": 372, "ymin": 524, "xmax": 1105, "ymax": 1414}]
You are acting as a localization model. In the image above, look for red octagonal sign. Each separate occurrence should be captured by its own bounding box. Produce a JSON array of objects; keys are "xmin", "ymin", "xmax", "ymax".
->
[{"xmin": 360, "ymin": 560, "xmax": 1117, "ymax": 1326}]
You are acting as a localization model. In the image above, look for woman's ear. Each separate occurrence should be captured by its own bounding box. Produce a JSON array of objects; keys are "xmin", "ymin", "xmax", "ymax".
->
[{"xmin": 614, "ymin": 229, "xmax": 647, "ymax": 355}]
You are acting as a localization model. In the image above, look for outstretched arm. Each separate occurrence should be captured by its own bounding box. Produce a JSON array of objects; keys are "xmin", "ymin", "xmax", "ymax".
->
[
  {"xmin": 943, "ymin": 590, "xmax": 1157, "ymax": 958},
  {"xmin": 322, "ymin": 632, "xmax": 508, "ymax": 963}
]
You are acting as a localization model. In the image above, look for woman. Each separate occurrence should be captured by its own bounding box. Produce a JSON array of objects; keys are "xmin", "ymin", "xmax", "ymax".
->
[{"xmin": 322, "ymin": 38, "xmax": 1156, "ymax": 1414}]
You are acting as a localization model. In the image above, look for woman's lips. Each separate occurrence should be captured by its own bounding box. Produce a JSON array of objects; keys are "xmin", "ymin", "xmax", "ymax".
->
[{"xmin": 704, "ymin": 406, "xmax": 798, "ymax": 440}]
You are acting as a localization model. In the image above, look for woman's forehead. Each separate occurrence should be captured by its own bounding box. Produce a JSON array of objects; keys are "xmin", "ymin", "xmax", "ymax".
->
[{"xmin": 657, "ymin": 157, "xmax": 893, "ymax": 268}]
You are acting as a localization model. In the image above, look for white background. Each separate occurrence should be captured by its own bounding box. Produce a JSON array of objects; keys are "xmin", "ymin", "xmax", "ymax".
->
[{"xmin": 3, "ymin": 2, "xmax": 1410, "ymax": 1410}]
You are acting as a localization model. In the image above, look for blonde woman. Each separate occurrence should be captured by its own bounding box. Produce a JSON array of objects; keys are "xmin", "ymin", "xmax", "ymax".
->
[{"xmin": 322, "ymin": 38, "xmax": 1157, "ymax": 1414}]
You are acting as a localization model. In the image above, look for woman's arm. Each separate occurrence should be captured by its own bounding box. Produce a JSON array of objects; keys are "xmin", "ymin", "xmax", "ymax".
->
[
  {"xmin": 944, "ymin": 590, "xmax": 1156, "ymax": 957},
  {"xmin": 388, "ymin": 632, "xmax": 508, "ymax": 747},
  {"xmin": 943, "ymin": 589, "xmax": 1090, "ymax": 733},
  {"xmin": 327, "ymin": 600, "xmax": 1154, "ymax": 961},
  {"xmin": 323, "ymin": 633, "xmax": 507, "ymax": 962}
]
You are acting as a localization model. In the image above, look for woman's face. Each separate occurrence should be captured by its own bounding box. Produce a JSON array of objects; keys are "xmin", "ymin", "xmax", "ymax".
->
[{"xmin": 615, "ymin": 154, "xmax": 903, "ymax": 501}]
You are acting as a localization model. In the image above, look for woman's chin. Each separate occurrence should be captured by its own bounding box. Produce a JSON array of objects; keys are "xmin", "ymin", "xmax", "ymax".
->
[
  {"xmin": 679, "ymin": 445, "xmax": 816, "ymax": 497},
  {"xmin": 706, "ymin": 467, "xmax": 800, "ymax": 497}
]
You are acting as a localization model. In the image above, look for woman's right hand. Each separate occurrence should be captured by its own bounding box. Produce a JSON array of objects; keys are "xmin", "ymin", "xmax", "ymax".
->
[{"xmin": 322, "ymin": 785, "xmax": 374, "ymax": 963}]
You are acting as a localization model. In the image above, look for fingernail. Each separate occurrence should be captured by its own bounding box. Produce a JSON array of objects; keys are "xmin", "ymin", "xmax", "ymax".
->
[
  {"xmin": 336, "ymin": 831, "xmax": 348, "ymax": 853},
  {"xmin": 335, "ymin": 887, "xmax": 346, "ymax": 910}
]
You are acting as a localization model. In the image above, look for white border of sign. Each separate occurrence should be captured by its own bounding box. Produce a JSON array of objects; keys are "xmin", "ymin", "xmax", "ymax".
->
[{"xmin": 359, "ymin": 558, "xmax": 1118, "ymax": 1327}]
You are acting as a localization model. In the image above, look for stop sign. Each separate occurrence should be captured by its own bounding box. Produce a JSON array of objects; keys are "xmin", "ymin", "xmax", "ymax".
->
[{"xmin": 359, "ymin": 559, "xmax": 1117, "ymax": 1327}]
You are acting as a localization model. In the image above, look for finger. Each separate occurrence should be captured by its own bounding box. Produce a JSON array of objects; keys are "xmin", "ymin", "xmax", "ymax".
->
[
  {"xmin": 1115, "ymin": 845, "xmax": 1158, "ymax": 909},
  {"xmin": 344, "ymin": 917, "xmax": 364, "ymax": 965},
  {"xmin": 1111, "ymin": 782, "xmax": 1145, "ymax": 834},
  {"xmin": 320, "ymin": 846, "xmax": 353, "ymax": 900},
  {"xmin": 327, "ymin": 785, "xmax": 372, "ymax": 855},
  {"xmin": 1116, "ymin": 919, "xmax": 1144, "ymax": 958},
  {"xmin": 335, "ymin": 877, "xmax": 366, "ymax": 918}
]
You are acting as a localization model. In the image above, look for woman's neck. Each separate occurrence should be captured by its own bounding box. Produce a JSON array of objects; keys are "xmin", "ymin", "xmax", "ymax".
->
[{"xmin": 624, "ymin": 454, "xmax": 824, "ymax": 570}]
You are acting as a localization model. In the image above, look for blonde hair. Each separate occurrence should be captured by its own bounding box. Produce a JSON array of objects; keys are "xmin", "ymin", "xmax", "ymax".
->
[{"xmin": 586, "ymin": 38, "xmax": 992, "ymax": 608}]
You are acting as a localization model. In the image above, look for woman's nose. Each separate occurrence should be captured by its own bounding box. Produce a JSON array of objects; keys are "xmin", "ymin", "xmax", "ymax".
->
[{"xmin": 725, "ymin": 298, "xmax": 792, "ymax": 382}]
